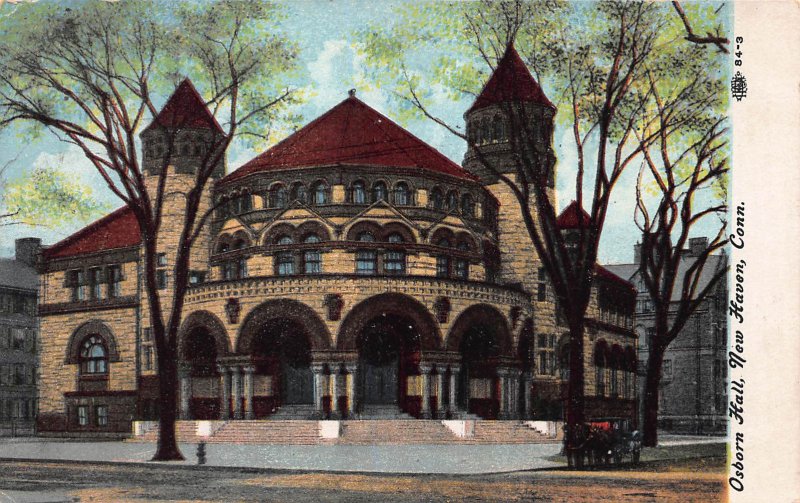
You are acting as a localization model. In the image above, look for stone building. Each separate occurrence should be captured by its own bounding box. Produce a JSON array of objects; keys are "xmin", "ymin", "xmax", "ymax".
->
[
  {"xmin": 36, "ymin": 46, "xmax": 637, "ymax": 434},
  {"xmin": 0, "ymin": 238, "xmax": 39, "ymax": 435},
  {"xmin": 605, "ymin": 240, "xmax": 728, "ymax": 434}
]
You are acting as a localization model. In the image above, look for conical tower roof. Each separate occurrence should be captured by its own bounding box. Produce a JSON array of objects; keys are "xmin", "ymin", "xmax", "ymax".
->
[
  {"xmin": 467, "ymin": 44, "xmax": 555, "ymax": 113},
  {"xmin": 142, "ymin": 78, "xmax": 224, "ymax": 133}
]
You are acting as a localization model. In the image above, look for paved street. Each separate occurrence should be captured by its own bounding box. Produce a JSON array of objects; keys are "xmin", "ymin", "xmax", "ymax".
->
[{"xmin": 0, "ymin": 455, "xmax": 725, "ymax": 502}]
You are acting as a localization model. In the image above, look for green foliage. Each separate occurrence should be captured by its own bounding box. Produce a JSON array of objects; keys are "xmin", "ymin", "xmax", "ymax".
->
[{"xmin": 3, "ymin": 165, "xmax": 110, "ymax": 227}]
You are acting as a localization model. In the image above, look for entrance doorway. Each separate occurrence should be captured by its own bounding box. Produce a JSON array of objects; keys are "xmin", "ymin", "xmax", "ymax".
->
[{"xmin": 184, "ymin": 327, "xmax": 221, "ymax": 420}]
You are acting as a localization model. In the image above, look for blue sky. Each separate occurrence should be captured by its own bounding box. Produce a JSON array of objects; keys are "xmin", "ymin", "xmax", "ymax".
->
[{"xmin": 0, "ymin": 0, "xmax": 728, "ymax": 264}]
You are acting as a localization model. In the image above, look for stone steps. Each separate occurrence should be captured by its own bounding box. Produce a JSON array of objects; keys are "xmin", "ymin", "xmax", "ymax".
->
[
  {"xmin": 211, "ymin": 420, "xmax": 321, "ymax": 445},
  {"xmin": 338, "ymin": 420, "xmax": 457, "ymax": 445},
  {"xmin": 458, "ymin": 420, "xmax": 552, "ymax": 444}
]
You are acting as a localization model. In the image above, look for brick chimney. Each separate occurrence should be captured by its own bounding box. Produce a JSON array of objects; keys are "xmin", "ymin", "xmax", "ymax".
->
[
  {"xmin": 688, "ymin": 237, "xmax": 708, "ymax": 257},
  {"xmin": 15, "ymin": 238, "xmax": 41, "ymax": 267}
]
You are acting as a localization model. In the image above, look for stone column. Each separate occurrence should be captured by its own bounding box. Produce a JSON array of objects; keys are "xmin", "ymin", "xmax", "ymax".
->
[
  {"xmin": 231, "ymin": 365, "xmax": 243, "ymax": 419},
  {"xmin": 523, "ymin": 372, "xmax": 533, "ymax": 420},
  {"xmin": 448, "ymin": 364, "xmax": 459, "ymax": 416},
  {"xmin": 497, "ymin": 369, "xmax": 508, "ymax": 419},
  {"xmin": 345, "ymin": 364, "xmax": 357, "ymax": 418},
  {"xmin": 420, "ymin": 364, "xmax": 431, "ymax": 419},
  {"xmin": 218, "ymin": 365, "xmax": 230, "ymax": 420},
  {"xmin": 243, "ymin": 366, "xmax": 255, "ymax": 420},
  {"xmin": 434, "ymin": 369, "xmax": 444, "ymax": 418},
  {"xmin": 312, "ymin": 363, "xmax": 326, "ymax": 416},
  {"xmin": 179, "ymin": 366, "xmax": 192, "ymax": 420},
  {"xmin": 510, "ymin": 370, "xmax": 521, "ymax": 419},
  {"xmin": 329, "ymin": 365, "xmax": 340, "ymax": 418}
]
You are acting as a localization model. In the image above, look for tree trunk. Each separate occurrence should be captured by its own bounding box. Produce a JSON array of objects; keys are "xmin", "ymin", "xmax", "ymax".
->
[
  {"xmin": 565, "ymin": 315, "xmax": 586, "ymax": 467},
  {"xmin": 152, "ymin": 343, "xmax": 183, "ymax": 461},
  {"xmin": 642, "ymin": 344, "xmax": 666, "ymax": 447}
]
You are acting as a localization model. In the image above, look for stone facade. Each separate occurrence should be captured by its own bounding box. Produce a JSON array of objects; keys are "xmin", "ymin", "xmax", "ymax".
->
[
  {"xmin": 36, "ymin": 51, "xmax": 636, "ymax": 434},
  {"xmin": 605, "ymin": 241, "xmax": 728, "ymax": 434},
  {"xmin": 0, "ymin": 239, "xmax": 39, "ymax": 435}
]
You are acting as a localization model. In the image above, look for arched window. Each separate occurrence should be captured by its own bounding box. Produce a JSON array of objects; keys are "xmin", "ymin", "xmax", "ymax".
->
[
  {"xmin": 276, "ymin": 235, "xmax": 294, "ymax": 276},
  {"xmin": 303, "ymin": 234, "xmax": 322, "ymax": 274},
  {"xmin": 351, "ymin": 180, "xmax": 366, "ymax": 204},
  {"xmin": 311, "ymin": 181, "xmax": 328, "ymax": 205},
  {"xmin": 233, "ymin": 238, "xmax": 247, "ymax": 250},
  {"xmin": 355, "ymin": 232, "xmax": 377, "ymax": 275},
  {"xmin": 461, "ymin": 193, "xmax": 474, "ymax": 218},
  {"xmin": 80, "ymin": 336, "xmax": 107, "ymax": 375},
  {"xmin": 394, "ymin": 182, "xmax": 411, "ymax": 206},
  {"xmin": 217, "ymin": 242, "xmax": 230, "ymax": 253},
  {"xmin": 290, "ymin": 183, "xmax": 307, "ymax": 204},
  {"xmin": 430, "ymin": 187, "xmax": 444, "ymax": 210},
  {"xmin": 436, "ymin": 238, "xmax": 451, "ymax": 278},
  {"xmin": 384, "ymin": 233, "xmax": 406, "ymax": 275},
  {"xmin": 445, "ymin": 190, "xmax": 458, "ymax": 212},
  {"xmin": 481, "ymin": 118, "xmax": 491, "ymax": 144},
  {"xmin": 233, "ymin": 195, "xmax": 252, "ymax": 214},
  {"xmin": 269, "ymin": 184, "xmax": 288, "ymax": 208},
  {"xmin": 372, "ymin": 181, "xmax": 388, "ymax": 203},
  {"xmin": 454, "ymin": 241, "xmax": 469, "ymax": 280}
]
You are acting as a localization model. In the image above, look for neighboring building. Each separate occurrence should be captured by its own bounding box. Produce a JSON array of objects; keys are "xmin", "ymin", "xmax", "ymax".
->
[
  {"xmin": 605, "ymin": 239, "xmax": 728, "ymax": 434},
  {"xmin": 37, "ymin": 45, "xmax": 636, "ymax": 435},
  {"xmin": 0, "ymin": 238, "xmax": 40, "ymax": 435}
]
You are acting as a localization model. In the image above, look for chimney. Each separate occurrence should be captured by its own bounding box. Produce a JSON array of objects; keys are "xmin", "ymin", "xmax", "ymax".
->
[
  {"xmin": 15, "ymin": 238, "xmax": 41, "ymax": 267},
  {"xmin": 633, "ymin": 243, "xmax": 642, "ymax": 264},
  {"xmin": 688, "ymin": 237, "xmax": 708, "ymax": 257}
]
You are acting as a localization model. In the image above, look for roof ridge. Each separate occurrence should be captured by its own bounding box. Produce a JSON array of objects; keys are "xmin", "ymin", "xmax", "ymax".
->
[
  {"xmin": 45, "ymin": 206, "xmax": 133, "ymax": 255},
  {"xmin": 143, "ymin": 78, "xmax": 224, "ymax": 134}
]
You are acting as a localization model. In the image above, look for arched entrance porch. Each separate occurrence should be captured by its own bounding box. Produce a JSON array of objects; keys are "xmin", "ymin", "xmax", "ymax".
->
[{"xmin": 177, "ymin": 311, "xmax": 231, "ymax": 420}]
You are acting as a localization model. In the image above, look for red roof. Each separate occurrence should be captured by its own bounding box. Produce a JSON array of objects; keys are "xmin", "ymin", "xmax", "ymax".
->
[
  {"xmin": 143, "ymin": 78, "xmax": 224, "ymax": 133},
  {"xmin": 556, "ymin": 201, "xmax": 591, "ymax": 229},
  {"xmin": 467, "ymin": 44, "xmax": 555, "ymax": 114},
  {"xmin": 43, "ymin": 206, "xmax": 141, "ymax": 259},
  {"xmin": 222, "ymin": 95, "xmax": 477, "ymax": 183},
  {"xmin": 595, "ymin": 264, "xmax": 635, "ymax": 290}
]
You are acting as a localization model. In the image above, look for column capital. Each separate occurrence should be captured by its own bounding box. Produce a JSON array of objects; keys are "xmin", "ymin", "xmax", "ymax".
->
[
  {"xmin": 242, "ymin": 365, "xmax": 256, "ymax": 374},
  {"xmin": 216, "ymin": 364, "xmax": 229, "ymax": 375},
  {"xmin": 344, "ymin": 363, "xmax": 358, "ymax": 373},
  {"xmin": 311, "ymin": 362, "xmax": 327, "ymax": 372},
  {"xmin": 448, "ymin": 364, "xmax": 461, "ymax": 373},
  {"xmin": 419, "ymin": 363, "xmax": 433, "ymax": 374}
]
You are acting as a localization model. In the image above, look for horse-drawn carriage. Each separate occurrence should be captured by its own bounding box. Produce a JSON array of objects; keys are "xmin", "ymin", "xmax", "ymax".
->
[{"xmin": 564, "ymin": 418, "xmax": 642, "ymax": 468}]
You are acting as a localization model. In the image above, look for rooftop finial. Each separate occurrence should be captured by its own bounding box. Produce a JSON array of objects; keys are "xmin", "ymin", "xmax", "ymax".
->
[{"xmin": 348, "ymin": 88, "xmax": 356, "ymax": 97}]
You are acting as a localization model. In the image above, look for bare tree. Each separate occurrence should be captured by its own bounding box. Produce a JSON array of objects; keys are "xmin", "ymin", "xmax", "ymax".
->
[
  {"xmin": 634, "ymin": 76, "xmax": 729, "ymax": 446},
  {"xmin": 0, "ymin": 0, "xmax": 300, "ymax": 460}
]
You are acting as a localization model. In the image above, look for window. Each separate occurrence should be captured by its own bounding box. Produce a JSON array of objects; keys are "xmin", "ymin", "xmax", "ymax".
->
[
  {"xmin": 372, "ymin": 182, "xmax": 388, "ymax": 203},
  {"xmin": 14, "ymin": 364, "xmax": 26, "ymax": 385},
  {"xmin": 610, "ymin": 369, "xmax": 618, "ymax": 397},
  {"xmin": 88, "ymin": 267, "xmax": 104, "ymax": 300},
  {"xmin": 355, "ymin": 232, "xmax": 377, "ymax": 275},
  {"xmin": 662, "ymin": 360, "xmax": 673, "ymax": 380},
  {"xmin": 537, "ymin": 283, "xmax": 547, "ymax": 302},
  {"xmin": 189, "ymin": 270, "xmax": 206, "ymax": 285},
  {"xmin": 311, "ymin": 181, "xmax": 328, "ymax": 205},
  {"xmin": 96, "ymin": 405, "xmax": 108, "ymax": 426},
  {"xmin": 77, "ymin": 405, "xmax": 89, "ymax": 426},
  {"xmin": 596, "ymin": 365, "xmax": 605, "ymax": 397},
  {"xmin": 11, "ymin": 328, "xmax": 24, "ymax": 350},
  {"xmin": 233, "ymin": 195, "xmax": 252, "ymax": 213},
  {"xmin": 276, "ymin": 235, "xmax": 294, "ymax": 275},
  {"xmin": 445, "ymin": 191, "xmax": 458, "ymax": 211},
  {"xmin": 141, "ymin": 328, "xmax": 155, "ymax": 372},
  {"xmin": 303, "ymin": 235, "xmax": 322, "ymax": 274},
  {"xmin": 394, "ymin": 182, "xmax": 411, "ymax": 206},
  {"xmin": 108, "ymin": 265, "xmax": 123, "ymax": 297},
  {"xmin": 454, "ymin": 242, "xmax": 469, "ymax": 280},
  {"xmin": 461, "ymin": 194, "xmax": 474, "ymax": 217},
  {"xmin": 430, "ymin": 187, "xmax": 444, "ymax": 210},
  {"xmin": 492, "ymin": 115, "xmax": 505, "ymax": 142},
  {"xmin": 290, "ymin": 183, "xmax": 307, "ymax": 204},
  {"xmin": 68, "ymin": 269, "xmax": 86, "ymax": 302},
  {"xmin": 351, "ymin": 181, "xmax": 366, "ymax": 204},
  {"xmin": 269, "ymin": 184, "xmax": 288, "ymax": 208},
  {"xmin": 436, "ymin": 238, "xmax": 451, "ymax": 278},
  {"xmin": 0, "ymin": 326, "xmax": 8, "ymax": 349},
  {"xmin": 157, "ymin": 253, "xmax": 167, "ymax": 267},
  {"xmin": 384, "ymin": 233, "xmax": 405, "ymax": 275},
  {"xmin": 80, "ymin": 335, "xmax": 107, "ymax": 375},
  {"xmin": 156, "ymin": 270, "xmax": 168, "ymax": 290}
]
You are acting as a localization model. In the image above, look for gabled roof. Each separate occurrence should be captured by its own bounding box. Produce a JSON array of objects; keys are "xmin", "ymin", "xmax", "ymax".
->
[
  {"xmin": 142, "ymin": 78, "xmax": 224, "ymax": 134},
  {"xmin": 556, "ymin": 201, "xmax": 591, "ymax": 229},
  {"xmin": 0, "ymin": 259, "xmax": 37, "ymax": 291},
  {"xmin": 467, "ymin": 44, "xmax": 555, "ymax": 114},
  {"xmin": 43, "ymin": 206, "xmax": 141, "ymax": 260},
  {"xmin": 222, "ymin": 95, "xmax": 477, "ymax": 183},
  {"xmin": 594, "ymin": 264, "xmax": 635, "ymax": 290}
]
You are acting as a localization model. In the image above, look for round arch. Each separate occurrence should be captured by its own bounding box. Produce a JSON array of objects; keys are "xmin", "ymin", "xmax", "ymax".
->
[
  {"xmin": 336, "ymin": 293, "xmax": 441, "ymax": 351},
  {"xmin": 177, "ymin": 311, "xmax": 232, "ymax": 360},
  {"xmin": 65, "ymin": 320, "xmax": 121, "ymax": 364},
  {"xmin": 445, "ymin": 304, "xmax": 513, "ymax": 356},
  {"xmin": 237, "ymin": 299, "xmax": 332, "ymax": 354}
]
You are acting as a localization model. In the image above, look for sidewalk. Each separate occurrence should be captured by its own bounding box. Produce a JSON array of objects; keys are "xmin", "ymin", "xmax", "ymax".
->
[{"xmin": 0, "ymin": 437, "xmax": 725, "ymax": 475}]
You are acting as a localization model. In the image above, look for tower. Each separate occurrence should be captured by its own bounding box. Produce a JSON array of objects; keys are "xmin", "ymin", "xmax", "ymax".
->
[
  {"xmin": 138, "ymin": 78, "xmax": 227, "ymax": 294},
  {"xmin": 462, "ymin": 44, "xmax": 557, "ymax": 293}
]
